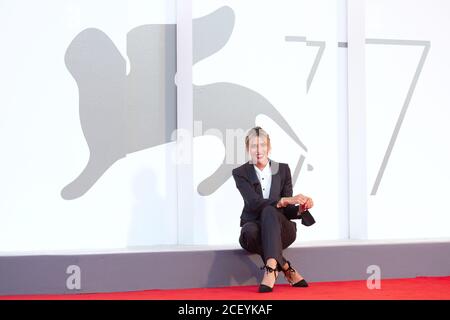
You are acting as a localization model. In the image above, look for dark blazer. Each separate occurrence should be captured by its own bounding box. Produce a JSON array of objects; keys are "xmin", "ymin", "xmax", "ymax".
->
[{"xmin": 232, "ymin": 160, "xmax": 302, "ymax": 227}]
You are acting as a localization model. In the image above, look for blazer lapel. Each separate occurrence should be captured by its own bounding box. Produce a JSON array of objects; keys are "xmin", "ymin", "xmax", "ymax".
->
[
  {"xmin": 245, "ymin": 162, "xmax": 263, "ymax": 195},
  {"xmin": 245, "ymin": 160, "xmax": 281, "ymax": 199},
  {"xmin": 269, "ymin": 160, "xmax": 281, "ymax": 200}
]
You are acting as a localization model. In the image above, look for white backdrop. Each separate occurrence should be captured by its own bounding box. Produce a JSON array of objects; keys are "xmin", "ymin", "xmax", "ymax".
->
[
  {"xmin": 365, "ymin": 0, "xmax": 450, "ymax": 239},
  {"xmin": 0, "ymin": 0, "xmax": 178, "ymax": 252},
  {"xmin": 1, "ymin": 0, "xmax": 449, "ymax": 253},
  {"xmin": 190, "ymin": 0, "xmax": 345, "ymax": 244}
]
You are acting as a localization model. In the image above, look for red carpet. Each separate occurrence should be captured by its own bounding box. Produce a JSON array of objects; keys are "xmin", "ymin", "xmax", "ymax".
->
[{"xmin": 1, "ymin": 276, "xmax": 449, "ymax": 300}]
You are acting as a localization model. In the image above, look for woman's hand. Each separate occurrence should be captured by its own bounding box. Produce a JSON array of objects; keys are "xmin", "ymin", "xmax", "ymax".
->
[
  {"xmin": 276, "ymin": 197, "xmax": 287, "ymax": 208},
  {"xmin": 276, "ymin": 197, "xmax": 294, "ymax": 208},
  {"xmin": 285, "ymin": 194, "xmax": 314, "ymax": 211},
  {"xmin": 293, "ymin": 194, "xmax": 308, "ymax": 205},
  {"xmin": 295, "ymin": 194, "xmax": 314, "ymax": 211},
  {"xmin": 276, "ymin": 195, "xmax": 314, "ymax": 209}
]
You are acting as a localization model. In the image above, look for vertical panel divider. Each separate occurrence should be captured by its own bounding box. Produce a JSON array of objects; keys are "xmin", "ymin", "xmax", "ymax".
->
[
  {"xmin": 176, "ymin": 0, "xmax": 194, "ymax": 244},
  {"xmin": 347, "ymin": 0, "xmax": 368, "ymax": 239}
]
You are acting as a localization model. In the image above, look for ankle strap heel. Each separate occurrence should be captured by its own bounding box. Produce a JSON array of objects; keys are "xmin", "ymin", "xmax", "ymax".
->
[
  {"xmin": 258, "ymin": 265, "xmax": 279, "ymax": 293},
  {"xmin": 282, "ymin": 261, "xmax": 309, "ymax": 287},
  {"xmin": 260, "ymin": 265, "xmax": 278, "ymax": 275}
]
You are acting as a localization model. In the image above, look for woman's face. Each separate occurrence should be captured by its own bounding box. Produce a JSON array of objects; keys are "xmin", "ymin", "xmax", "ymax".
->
[{"xmin": 248, "ymin": 135, "xmax": 270, "ymax": 166}]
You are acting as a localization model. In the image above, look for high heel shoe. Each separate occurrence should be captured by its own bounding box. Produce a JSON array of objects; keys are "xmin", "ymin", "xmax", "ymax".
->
[
  {"xmin": 258, "ymin": 265, "xmax": 279, "ymax": 293},
  {"xmin": 282, "ymin": 261, "xmax": 309, "ymax": 287}
]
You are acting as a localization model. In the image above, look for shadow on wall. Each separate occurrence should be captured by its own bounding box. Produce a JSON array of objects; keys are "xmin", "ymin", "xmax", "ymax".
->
[
  {"xmin": 206, "ymin": 251, "xmax": 263, "ymax": 287},
  {"xmin": 62, "ymin": 6, "xmax": 307, "ymax": 201}
]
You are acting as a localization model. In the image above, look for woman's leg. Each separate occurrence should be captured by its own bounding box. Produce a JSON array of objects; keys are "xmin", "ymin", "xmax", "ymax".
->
[
  {"xmin": 239, "ymin": 220, "xmax": 278, "ymax": 291},
  {"xmin": 260, "ymin": 206, "xmax": 297, "ymax": 268},
  {"xmin": 239, "ymin": 209, "xmax": 299, "ymax": 290},
  {"xmin": 279, "ymin": 222, "xmax": 306, "ymax": 285},
  {"xmin": 257, "ymin": 206, "xmax": 298, "ymax": 290},
  {"xmin": 240, "ymin": 210, "xmax": 297, "ymax": 264},
  {"xmin": 239, "ymin": 221, "xmax": 263, "ymax": 257}
]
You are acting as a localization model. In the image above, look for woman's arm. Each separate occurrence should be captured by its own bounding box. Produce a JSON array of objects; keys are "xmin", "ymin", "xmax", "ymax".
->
[
  {"xmin": 278, "ymin": 164, "xmax": 303, "ymax": 219},
  {"xmin": 232, "ymin": 171, "xmax": 278, "ymax": 215}
]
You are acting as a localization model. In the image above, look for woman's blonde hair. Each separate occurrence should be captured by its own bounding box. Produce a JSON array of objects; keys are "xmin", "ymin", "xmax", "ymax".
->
[{"xmin": 245, "ymin": 126, "xmax": 271, "ymax": 151}]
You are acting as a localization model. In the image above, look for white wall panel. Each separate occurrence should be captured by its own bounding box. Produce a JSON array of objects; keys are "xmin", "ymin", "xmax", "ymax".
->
[
  {"xmin": 0, "ymin": 0, "xmax": 178, "ymax": 251},
  {"xmin": 365, "ymin": 0, "xmax": 450, "ymax": 239}
]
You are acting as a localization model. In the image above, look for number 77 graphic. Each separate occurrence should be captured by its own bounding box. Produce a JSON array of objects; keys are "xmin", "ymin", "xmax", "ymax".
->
[{"xmin": 367, "ymin": 39, "xmax": 430, "ymax": 195}]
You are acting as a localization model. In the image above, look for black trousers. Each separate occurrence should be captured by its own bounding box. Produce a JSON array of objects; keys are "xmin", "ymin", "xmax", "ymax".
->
[{"xmin": 239, "ymin": 206, "xmax": 297, "ymax": 268}]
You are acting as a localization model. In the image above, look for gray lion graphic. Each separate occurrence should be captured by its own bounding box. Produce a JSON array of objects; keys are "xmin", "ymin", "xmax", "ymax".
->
[{"xmin": 62, "ymin": 6, "xmax": 307, "ymax": 200}]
